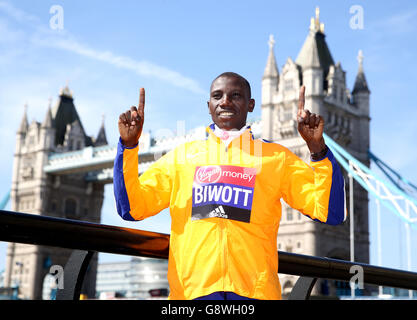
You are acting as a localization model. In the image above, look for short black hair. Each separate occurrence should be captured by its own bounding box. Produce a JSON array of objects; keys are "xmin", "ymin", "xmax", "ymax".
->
[{"xmin": 211, "ymin": 72, "xmax": 252, "ymax": 98}]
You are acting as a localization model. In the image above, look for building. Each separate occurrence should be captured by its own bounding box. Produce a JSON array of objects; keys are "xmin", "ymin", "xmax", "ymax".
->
[
  {"xmin": 4, "ymin": 86, "xmax": 108, "ymax": 300},
  {"xmin": 96, "ymin": 257, "xmax": 169, "ymax": 299},
  {"xmin": 261, "ymin": 8, "xmax": 370, "ymax": 297}
]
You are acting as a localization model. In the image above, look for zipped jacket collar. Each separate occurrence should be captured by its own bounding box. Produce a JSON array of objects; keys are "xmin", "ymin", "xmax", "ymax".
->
[{"xmin": 206, "ymin": 123, "xmax": 255, "ymax": 144}]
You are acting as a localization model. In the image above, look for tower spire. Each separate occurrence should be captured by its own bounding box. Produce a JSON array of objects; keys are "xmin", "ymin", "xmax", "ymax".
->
[
  {"xmin": 310, "ymin": 6, "xmax": 325, "ymax": 33},
  {"xmin": 352, "ymin": 49, "xmax": 370, "ymax": 94},
  {"xmin": 42, "ymin": 100, "xmax": 53, "ymax": 128},
  {"xmin": 357, "ymin": 49, "xmax": 364, "ymax": 73},
  {"xmin": 18, "ymin": 104, "xmax": 29, "ymax": 133},
  {"xmin": 297, "ymin": 7, "xmax": 333, "ymax": 73},
  {"xmin": 268, "ymin": 33, "xmax": 275, "ymax": 50},
  {"xmin": 263, "ymin": 34, "xmax": 279, "ymax": 79},
  {"xmin": 94, "ymin": 114, "xmax": 108, "ymax": 146},
  {"xmin": 59, "ymin": 80, "xmax": 73, "ymax": 98}
]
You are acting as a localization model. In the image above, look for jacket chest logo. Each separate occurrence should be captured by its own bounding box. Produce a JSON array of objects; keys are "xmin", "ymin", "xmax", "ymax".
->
[{"xmin": 191, "ymin": 165, "xmax": 256, "ymax": 223}]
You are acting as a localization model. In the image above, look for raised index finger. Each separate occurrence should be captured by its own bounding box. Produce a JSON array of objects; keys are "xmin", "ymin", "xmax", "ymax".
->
[
  {"xmin": 298, "ymin": 85, "xmax": 305, "ymax": 113},
  {"xmin": 138, "ymin": 87, "xmax": 145, "ymax": 116}
]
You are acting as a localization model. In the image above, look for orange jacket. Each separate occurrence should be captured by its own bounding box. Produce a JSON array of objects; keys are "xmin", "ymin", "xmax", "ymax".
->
[{"xmin": 113, "ymin": 125, "xmax": 346, "ymax": 299}]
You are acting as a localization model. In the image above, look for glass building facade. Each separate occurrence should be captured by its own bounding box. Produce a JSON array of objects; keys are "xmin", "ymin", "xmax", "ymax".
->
[{"xmin": 96, "ymin": 257, "xmax": 169, "ymax": 299}]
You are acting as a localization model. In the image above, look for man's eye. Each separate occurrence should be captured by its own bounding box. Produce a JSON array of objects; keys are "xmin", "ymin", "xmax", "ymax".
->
[{"xmin": 232, "ymin": 92, "xmax": 241, "ymax": 97}]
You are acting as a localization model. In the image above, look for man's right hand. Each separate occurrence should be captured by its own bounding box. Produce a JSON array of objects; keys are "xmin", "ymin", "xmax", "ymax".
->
[{"xmin": 118, "ymin": 88, "xmax": 145, "ymax": 148}]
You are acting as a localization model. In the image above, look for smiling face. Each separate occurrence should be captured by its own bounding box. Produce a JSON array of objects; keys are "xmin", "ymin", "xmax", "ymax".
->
[{"xmin": 208, "ymin": 74, "xmax": 255, "ymax": 131}]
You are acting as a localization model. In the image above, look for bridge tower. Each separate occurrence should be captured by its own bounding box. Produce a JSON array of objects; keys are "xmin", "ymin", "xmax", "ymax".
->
[
  {"xmin": 4, "ymin": 85, "xmax": 108, "ymax": 299},
  {"xmin": 261, "ymin": 8, "xmax": 371, "ymax": 296}
]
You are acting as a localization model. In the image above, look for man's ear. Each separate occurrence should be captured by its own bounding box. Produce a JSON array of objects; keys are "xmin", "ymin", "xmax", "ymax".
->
[
  {"xmin": 207, "ymin": 101, "xmax": 210, "ymax": 114},
  {"xmin": 248, "ymin": 99, "xmax": 255, "ymax": 113}
]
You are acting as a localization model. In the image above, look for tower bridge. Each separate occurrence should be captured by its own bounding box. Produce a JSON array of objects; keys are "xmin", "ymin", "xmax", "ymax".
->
[
  {"xmin": 43, "ymin": 118, "xmax": 263, "ymax": 183},
  {"xmin": 2, "ymin": 8, "xmax": 416, "ymax": 300}
]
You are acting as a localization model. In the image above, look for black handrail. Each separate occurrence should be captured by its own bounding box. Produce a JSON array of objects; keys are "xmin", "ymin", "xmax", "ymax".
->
[
  {"xmin": 1, "ymin": 209, "xmax": 417, "ymax": 295},
  {"xmin": 0, "ymin": 209, "xmax": 169, "ymax": 259}
]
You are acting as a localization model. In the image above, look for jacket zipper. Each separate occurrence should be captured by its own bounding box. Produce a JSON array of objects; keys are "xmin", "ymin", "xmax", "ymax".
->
[
  {"xmin": 219, "ymin": 219, "xmax": 227, "ymax": 291},
  {"xmin": 220, "ymin": 143, "xmax": 229, "ymax": 290}
]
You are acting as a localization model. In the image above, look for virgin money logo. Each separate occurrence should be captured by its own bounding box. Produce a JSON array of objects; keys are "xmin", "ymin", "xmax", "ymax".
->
[{"xmin": 195, "ymin": 166, "xmax": 222, "ymax": 184}]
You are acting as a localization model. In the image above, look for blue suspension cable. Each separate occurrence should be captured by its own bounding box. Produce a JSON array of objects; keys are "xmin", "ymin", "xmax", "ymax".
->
[
  {"xmin": 0, "ymin": 190, "xmax": 10, "ymax": 210},
  {"xmin": 323, "ymin": 133, "xmax": 417, "ymax": 230}
]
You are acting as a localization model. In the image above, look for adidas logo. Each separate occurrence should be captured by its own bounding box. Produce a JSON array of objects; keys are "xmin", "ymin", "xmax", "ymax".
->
[{"xmin": 208, "ymin": 206, "xmax": 228, "ymax": 219}]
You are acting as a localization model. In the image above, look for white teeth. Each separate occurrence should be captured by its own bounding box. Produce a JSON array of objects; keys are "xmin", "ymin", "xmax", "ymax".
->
[{"xmin": 219, "ymin": 112, "xmax": 234, "ymax": 116}]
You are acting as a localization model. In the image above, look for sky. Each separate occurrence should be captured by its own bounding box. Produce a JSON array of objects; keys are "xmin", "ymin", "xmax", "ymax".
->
[{"xmin": 1, "ymin": 0, "xmax": 417, "ymax": 279}]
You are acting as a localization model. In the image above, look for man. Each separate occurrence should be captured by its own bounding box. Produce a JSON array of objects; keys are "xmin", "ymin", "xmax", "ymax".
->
[{"xmin": 113, "ymin": 72, "xmax": 346, "ymax": 300}]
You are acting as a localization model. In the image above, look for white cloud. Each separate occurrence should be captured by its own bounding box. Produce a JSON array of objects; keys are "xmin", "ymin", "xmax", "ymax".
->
[
  {"xmin": 0, "ymin": 1, "xmax": 205, "ymax": 95},
  {"xmin": 366, "ymin": 8, "xmax": 417, "ymax": 37},
  {"xmin": 379, "ymin": 9, "xmax": 417, "ymax": 34},
  {"xmin": 0, "ymin": 1, "xmax": 40, "ymax": 25},
  {"xmin": 33, "ymin": 33, "xmax": 206, "ymax": 95}
]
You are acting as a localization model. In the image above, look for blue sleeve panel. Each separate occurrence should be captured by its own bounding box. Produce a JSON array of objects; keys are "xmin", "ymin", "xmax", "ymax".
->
[
  {"xmin": 311, "ymin": 147, "xmax": 347, "ymax": 225},
  {"xmin": 113, "ymin": 138, "xmax": 137, "ymax": 221}
]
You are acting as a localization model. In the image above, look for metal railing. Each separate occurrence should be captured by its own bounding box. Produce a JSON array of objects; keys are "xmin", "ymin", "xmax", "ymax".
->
[{"xmin": 1, "ymin": 209, "xmax": 417, "ymax": 300}]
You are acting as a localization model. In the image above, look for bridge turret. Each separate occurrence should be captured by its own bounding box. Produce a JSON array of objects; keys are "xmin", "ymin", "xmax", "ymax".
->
[
  {"xmin": 352, "ymin": 50, "xmax": 371, "ymax": 160},
  {"xmin": 261, "ymin": 34, "xmax": 279, "ymax": 141},
  {"xmin": 94, "ymin": 115, "xmax": 108, "ymax": 147},
  {"xmin": 352, "ymin": 50, "xmax": 370, "ymax": 115},
  {"xmin": 40, "ymin": 101, "xmax": 55, "ymax": 151},
  {"xmin": 6, "ymin": 85, "xmax": 103, "ymax": 300},
  {"xmin": 11, "ymin": 104, "xmax": 29, "ymax": 214}
]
